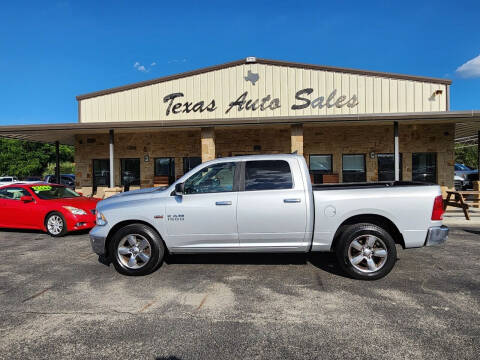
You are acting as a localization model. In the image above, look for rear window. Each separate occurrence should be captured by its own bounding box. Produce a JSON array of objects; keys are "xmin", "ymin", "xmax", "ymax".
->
[{"xmin": 245, "ymin": 160, "xmax": 293, "ymax": 191}]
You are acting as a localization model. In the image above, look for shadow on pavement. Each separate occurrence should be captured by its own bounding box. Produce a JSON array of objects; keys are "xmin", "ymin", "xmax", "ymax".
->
[
  {"xmin": 165, "ymin": 252, "xmax": 309, "ymax": 265},
  {"xmin": 164, "ymin": 251, "xmax": 350, "ymax": 278},
  {"xmin": 0, "ymin": 228, "xmax": 44, "ymax": 234},
  {"xmin": 462, "ymin": 228, "xmax": 480, "ymax": 235}
]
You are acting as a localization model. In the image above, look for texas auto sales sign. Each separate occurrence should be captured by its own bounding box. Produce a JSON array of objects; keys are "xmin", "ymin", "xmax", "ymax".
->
[{"xmin": 162, "ymin": 73, "xmax": 359, "ymax": 117}]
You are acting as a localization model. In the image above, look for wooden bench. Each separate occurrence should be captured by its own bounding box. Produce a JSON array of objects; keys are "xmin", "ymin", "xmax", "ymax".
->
[
  {"xmin": 444, "ymin": 190, "xmax": 480, "ymax": 220},
  {"xmin": 154, "ymin": 176, "xmax": 170, "ymax": 187}
]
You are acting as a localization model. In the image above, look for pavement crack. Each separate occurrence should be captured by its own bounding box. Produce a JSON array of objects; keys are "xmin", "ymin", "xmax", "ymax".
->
[
  {"xmin": 197, "ymin": 294, "xmax": 208, "ymax": 310},
  {"xmin": 22, "ymin": 287, "xmax": 53, "ymax": 303},
  {"xmin": 138, "ymin": 301, "xmax": 156, "ymax": 313}
]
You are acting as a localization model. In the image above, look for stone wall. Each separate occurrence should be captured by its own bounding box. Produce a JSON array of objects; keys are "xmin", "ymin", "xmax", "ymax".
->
[
  {"xmin": 75, "ymin": 130, "xmax": 201, "ymax": 188},
  {"xmin": 74, "ymin": 123, "xmax": 454, "ymax": 189},
  {"xmin": 304, "ymin": 123, "xmax": 454, "ymax": 186},
  {"xmin": 215, "ymin": 126, "xmax": 291, "ymax": 157}
]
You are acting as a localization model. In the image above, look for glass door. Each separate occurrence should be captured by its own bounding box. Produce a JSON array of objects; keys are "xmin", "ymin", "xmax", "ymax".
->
[{"xmin": 155, "ymin": 157, "xmax": 175, "ymax": 185}]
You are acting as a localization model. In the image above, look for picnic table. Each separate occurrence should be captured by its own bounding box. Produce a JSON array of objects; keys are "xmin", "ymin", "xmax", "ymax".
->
[{"xmin": 444, "ymin": 190, "xmax": 480, "ymax": 220}]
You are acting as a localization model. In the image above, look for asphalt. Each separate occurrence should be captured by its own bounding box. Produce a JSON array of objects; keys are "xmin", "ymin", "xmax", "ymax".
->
[{"xmin": 0, "ymin": 225, "xmax": 479, "ymax": 360}]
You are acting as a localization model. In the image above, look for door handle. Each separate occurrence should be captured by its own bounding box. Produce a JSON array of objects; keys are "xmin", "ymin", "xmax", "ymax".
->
[
  {"xmin": 284, "ymin": 198, "xmax": 301, "ymax": 203},
  {"xmin": 215, "ymin": 201, "xmax": 232, "ymax": 206}
]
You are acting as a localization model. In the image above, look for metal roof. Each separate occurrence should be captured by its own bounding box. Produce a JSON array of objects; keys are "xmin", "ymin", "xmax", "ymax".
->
[
  {"xmin": 76, "ymin": 57, "xmax": 452, "ymax": 101},
  {"xmin": 1, "ymin": 111, "xmax": 479, "ymax": 146}
]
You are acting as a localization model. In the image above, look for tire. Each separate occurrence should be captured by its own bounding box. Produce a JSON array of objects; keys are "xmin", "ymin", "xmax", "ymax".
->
[
  {"xmin": 45, "ymin": 212, "xmax": 68, "ymax": 237},
  {"xmin": 335, "ymin": 223, "xmax": 397, "ymax": 280},
  {"xmin": 109, "ymin": 223, "xmax": 165, "ymax": 276}
]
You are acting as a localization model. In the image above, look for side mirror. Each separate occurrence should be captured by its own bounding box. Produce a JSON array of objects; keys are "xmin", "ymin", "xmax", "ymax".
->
[
  {"xmin": 174, "ymin": 182, "xmax": 184, "ymax": 196},
  {"xmin": 20, "ymin": 195, "xmax": 34, "ymax": 203}
]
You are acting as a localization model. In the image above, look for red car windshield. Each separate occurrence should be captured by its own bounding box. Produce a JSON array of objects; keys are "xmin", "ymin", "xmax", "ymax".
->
[{"xmin": 30, "ymin": 185, "xmax": 81, "ymax": 200}]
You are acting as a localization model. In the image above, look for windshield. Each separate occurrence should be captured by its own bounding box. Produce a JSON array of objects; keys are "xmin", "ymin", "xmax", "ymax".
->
[
  {"xmin": 455, "ymin": 164, "xmax": 472, "ymax": 171},
  {"xmin": 30, "ymin": 185, "xmax": 81, "ymax": 200}
]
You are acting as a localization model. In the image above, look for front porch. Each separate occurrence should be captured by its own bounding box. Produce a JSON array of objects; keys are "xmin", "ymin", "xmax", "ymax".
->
[{"xmin": 73, "ymin": 121, "xmax": 455, "ymax": 198}]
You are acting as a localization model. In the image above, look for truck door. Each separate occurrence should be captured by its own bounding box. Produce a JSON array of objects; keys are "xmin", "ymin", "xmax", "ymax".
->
[
  {"xmin": 164, "ymin": 162, "xmax": 239, "ymax": 251},
  {"xmin": 237, "ymin": 159, "xmax": 309, "ymax": 250}
]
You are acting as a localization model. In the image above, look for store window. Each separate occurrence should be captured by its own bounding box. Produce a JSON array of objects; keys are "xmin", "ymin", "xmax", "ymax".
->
[
  {"xmin": 412, "ymin": 153, "xmax": 437, "ymax": 183},
  {"xmin": 342, "ymin": 154, "xmax": 366, "ymax": 182},
  {"xmin": 154, "ymin": 157, "xmax": 175, "ymax": 184},
  {"xmin": 183, "ymin": 157, "xmax": 202, "ymax": 173},
  {"xmin": 92, "ymin": 159, "xmax": 110, "ymax": 187},
  {"xmin": 378, "ymin": 154, "xmax": 402, "ymax": 181},
  {"xmin": 309, "ymin": 154, "xmax": 332, "ymax": 184},
  {"xmin": 121, "ymin": 158, "xmax": 140, "ymax": 186},
  {"xmin": 245, "ymin": 160, "xmax": 293, "ymax": 191}
]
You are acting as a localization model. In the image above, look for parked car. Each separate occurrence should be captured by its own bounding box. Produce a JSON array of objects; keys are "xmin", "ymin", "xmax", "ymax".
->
[
  {"xmin": 90, "ymin": 154, "xmax": 448, "ymax": 280},
  {"xmin": 0, "ymin": 183, "xmax": 100, "ymax": 236},
  {"xmin": 454, "ymin": 163, "xmax": 478, "ymax": 190},
  {"xmin": 24, "ymin": 176, "xmax": 43, "ymax": 182},
  {"xmin": 44, "ymin": 174, "xmax": 75, "ymax": 189},
  {"xmin": 0, "ymin": 176, "xmax": 19, "ymax": 186},
  {"xmin": 454, "ymin": 175, "xmax": 465, "ymax": 191}
]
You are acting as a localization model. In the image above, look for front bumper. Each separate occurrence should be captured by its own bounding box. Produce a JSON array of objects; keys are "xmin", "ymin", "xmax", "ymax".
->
[
  {"xmin": 65, "ymin": 213, "xmax": 97, "ymax": 232},
  {"xmin": 425, "ymin": 225, "xmax": 449, "ymax": 246},
  {"xmin": 89, "ymin": 225, "xmax": 109, "ymax": 255}
]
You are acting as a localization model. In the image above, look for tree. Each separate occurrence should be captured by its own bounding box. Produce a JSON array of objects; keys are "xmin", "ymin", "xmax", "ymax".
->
[
  {"xmin": 0, "ymin": 138, "xmax": 74, "ymax": 178},
  {"xmin": 455, "ymin": 144, "xmax": 478, "ymax": 169}
]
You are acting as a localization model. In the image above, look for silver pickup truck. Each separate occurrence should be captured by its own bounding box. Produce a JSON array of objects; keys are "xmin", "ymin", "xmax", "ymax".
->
[{"xmin": 90, "ymin": 154, "xmax": 448, "ymax": 280}]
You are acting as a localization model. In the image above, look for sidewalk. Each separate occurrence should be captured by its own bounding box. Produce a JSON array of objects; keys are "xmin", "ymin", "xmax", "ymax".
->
[{"xmin": 443, "ymin": 208, "xmax": 480, "ymax": 229}]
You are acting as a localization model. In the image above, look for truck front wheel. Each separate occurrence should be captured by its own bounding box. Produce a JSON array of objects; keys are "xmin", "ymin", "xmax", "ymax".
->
[
  {"xmin": 109, "ymin": 224, "xmax": 165, "ymax": 276},
  {"xmin": 335, "ymin": 223, "xmax": 397, "ymax": 280}
]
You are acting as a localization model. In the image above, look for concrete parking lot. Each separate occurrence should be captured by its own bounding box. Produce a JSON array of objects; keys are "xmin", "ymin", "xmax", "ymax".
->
[{"xmin": 0, "ymin": 225, "xmax": 479, "ymax": 360}]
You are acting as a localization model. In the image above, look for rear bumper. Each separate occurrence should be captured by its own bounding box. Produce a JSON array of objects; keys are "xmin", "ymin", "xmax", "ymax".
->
[{"xmin": 425, "ymin": 225, "xmax": 449, "ymax": 246}]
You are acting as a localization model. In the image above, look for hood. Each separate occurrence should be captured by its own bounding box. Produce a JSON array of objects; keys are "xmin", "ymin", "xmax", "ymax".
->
[
  {"xmin": 109, "ymin": 187, "xmax": 167, "ymax": 198},
  {"xmin": 97, "ymin": 187, "xmax": 169, "ymax": 210},
  {"xmin": 50, "ymin": 197, "xmax": 101, "ymax": 211}
]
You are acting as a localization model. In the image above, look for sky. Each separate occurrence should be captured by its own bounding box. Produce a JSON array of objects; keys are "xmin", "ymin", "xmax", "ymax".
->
[{"xmin": 0, "ymin": 0, "xmax": 479, "ymax": 125}]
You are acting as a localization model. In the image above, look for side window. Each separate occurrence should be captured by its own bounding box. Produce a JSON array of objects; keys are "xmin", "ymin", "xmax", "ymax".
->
[
  {"xmin": 0, "ymin": 187, "xmax": 29, "ymax": 200},
  {"xmin": 184, "ymin": 162, "xmax": 236, "ymax": 194},
  {"xmin": 245, "ymin": 160, "xmax": 293, "ymax": 191}
]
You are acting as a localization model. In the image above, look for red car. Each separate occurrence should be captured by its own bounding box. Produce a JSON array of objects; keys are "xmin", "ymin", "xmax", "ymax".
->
[{"xmin": 0, "ymin": 183, "xmax": 100, "ymax": 237}]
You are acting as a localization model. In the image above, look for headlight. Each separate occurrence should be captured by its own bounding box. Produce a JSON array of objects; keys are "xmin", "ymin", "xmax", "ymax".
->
[
  {"xmin": 63, "ymin": 206, "xmax": 87, "ymax": 215},
  {"xmin": 96, "ymin": 212, "xmax": 107, "ymax": 226}
]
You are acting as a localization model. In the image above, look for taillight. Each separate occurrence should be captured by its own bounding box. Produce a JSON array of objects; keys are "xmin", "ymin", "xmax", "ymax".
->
[{"xmin": 431, "ymin": 195, "xmax": 445, "ymax": 220}]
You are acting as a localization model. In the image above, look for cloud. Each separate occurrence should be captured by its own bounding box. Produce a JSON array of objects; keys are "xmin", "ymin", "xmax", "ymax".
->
[
  {"xmin": 133, "ymin": 61, "xmax": 149, "ymax": 73},
  {"xmin": 151, "ymin": 62, "xmax": 156, "ymax": 66},
  {"xmin": 456, "ymin": 54, "xmax": 480, "ymax": 78}
]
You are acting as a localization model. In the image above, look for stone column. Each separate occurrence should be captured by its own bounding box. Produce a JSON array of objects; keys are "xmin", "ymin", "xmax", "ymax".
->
[
  {"xmin": 201, "ymin": 127, "xmax": 215, "ymax": 162},
  {"xmin": 291, "ymin": 124, "xmax": 303, "ymax": 155}
]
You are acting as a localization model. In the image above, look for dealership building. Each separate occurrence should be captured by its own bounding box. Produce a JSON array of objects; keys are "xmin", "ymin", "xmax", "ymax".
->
[{"xmin": 1, "ymin": 57, "xmax": 480, "ymax": 195}]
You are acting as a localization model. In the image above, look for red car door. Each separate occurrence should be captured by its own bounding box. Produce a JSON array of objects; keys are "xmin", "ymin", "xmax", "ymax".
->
[
  {"xmin": 0, "ymin": 196, "xmax": 8, "ymax": 228},
  {"xmin": 0, "ymin": 187, "xmax": 38, "ymax": 228}
]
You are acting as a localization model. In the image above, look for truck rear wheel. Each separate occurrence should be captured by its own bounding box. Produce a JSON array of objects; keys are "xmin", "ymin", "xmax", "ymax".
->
[
  {"xmin": 110, "ymin": 223, "xmax": 165, "ymax": 276},
  {"xmin": 335, "ymin": 223, "xmax": 397, "ymax": 280}
]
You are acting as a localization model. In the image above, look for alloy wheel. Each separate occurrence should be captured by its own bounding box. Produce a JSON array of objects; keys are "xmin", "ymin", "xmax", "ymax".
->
[
  {"xmin": 47, "ymin": 215, "xmax": 64, "ymax": 235},
  {"xmin": 347, "ymin": 234, "xmax": 388, "ymax": 273},
  {"xmin": 117, "ymin": 234, "xmax": 152, "ymax": 269}
]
